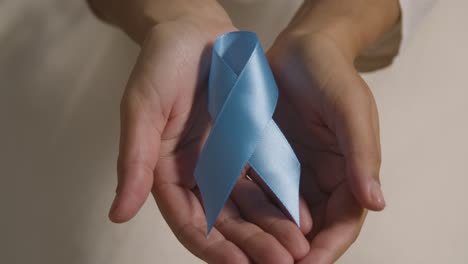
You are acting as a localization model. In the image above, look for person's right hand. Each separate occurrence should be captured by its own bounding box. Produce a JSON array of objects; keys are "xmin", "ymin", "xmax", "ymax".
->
[{"xmin": 108, "ymin": 18, "xmax": 312, "ymax": 264}]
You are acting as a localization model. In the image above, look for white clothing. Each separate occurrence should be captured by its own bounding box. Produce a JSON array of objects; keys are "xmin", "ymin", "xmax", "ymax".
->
[{"xmin": 218, "ymin": 0, "xmax": 437, "ymax": 50}]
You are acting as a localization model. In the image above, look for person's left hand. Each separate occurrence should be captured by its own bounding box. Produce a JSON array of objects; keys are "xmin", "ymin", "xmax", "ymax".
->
[{"xmin": 266, "ymin": 23, "xmax": 387, "ymax": 264}]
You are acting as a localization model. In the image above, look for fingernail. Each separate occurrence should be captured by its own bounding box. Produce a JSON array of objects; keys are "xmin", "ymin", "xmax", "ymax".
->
[{"xmin": 370, "ymin": 181, "xmax": 386, "ymax": 208}]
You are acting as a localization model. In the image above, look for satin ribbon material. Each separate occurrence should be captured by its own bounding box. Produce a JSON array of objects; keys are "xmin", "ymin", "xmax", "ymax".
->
[{"xmin": 194, "ymin": 31, "xmax": 301, "ymax": 234}]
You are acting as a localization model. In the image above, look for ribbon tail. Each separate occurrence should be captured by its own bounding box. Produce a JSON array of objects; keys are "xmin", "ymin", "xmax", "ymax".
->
[{"xmin": 248, "ymin": 120, "xmax": 301, "ymax": 226}]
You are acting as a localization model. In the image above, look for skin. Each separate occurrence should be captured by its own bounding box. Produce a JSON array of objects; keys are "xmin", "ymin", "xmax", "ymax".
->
[{"xmin": 88, "ymin": 0, "xmax": 400, "ymax": 263}]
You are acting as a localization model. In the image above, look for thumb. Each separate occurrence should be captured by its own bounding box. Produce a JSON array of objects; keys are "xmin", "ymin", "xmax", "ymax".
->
[
  {"xmin": 109, "ymin": 66, "xmax": 168, "ymax": 223},
  {"xmin": 331, "ymin": 73, "xmax": 385, "ymax": 211}
]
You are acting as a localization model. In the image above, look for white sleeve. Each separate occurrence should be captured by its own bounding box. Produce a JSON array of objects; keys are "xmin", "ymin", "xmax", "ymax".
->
[
  {"xmin": 220, "ymin": 0, "xmax": 437, "ymax": 50},
  {"xmin": 399, "ymin": 0, "xmax": 438, "ymax": 47},
  {"xmin": 355, "ymin": 0, "xmax": 437, "ymax": 71},
  {"xmin": 220, "ymin": 0, "xmax": 437, "ymax": 71}
]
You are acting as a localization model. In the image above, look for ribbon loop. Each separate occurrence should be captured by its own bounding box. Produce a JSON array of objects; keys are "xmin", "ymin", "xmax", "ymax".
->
[{"xmin": 194, "ymin": 31, "xmax": 301, "ymax": 234}]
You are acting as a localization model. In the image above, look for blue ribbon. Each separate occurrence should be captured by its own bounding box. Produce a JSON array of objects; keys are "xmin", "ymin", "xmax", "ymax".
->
[{"xmin": 194, "ymin": 31, "xmax": 301, "ymax": 234}]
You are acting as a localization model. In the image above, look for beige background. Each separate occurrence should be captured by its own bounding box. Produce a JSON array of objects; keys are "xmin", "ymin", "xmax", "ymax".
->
[{"xmin": 1, "ymin": 0, "xmax": 467, "ymax": 263}]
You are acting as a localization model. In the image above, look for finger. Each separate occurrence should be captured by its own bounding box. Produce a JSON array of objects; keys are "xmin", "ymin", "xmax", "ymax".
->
[
  {"xmin": 246, "ymin": 169, "xmax": 313, "ymax": 234},
  {"xmin": 299, "ymin": 196, "xmax": 313, "ymax": 234},
  {"xmin": 215, "ymin": 198, "xmax": 294, "ymax": 264},
  {"xmin": 153, "ymin": 183, "xmax": 249, "ymax": 264},
  {"xmin": 299, "ymin": 166, "xmax": 328, "ymax": 239},
  {"xmin": 231, "ymin": 177, "xmax": 311, "ymax": 260},
  {"xmin": 109, "ymin": 92, "xmax": 162, "ymax": 222},
  {"xmin": 298, "ymin": 183, "xmax": 366, "ymax": 264},
  {"xmin": 109, "ymin": 56, "xmax": 171, "ymax": 223},
  {"xmin": 331, "ymin": 73, "xmax": 385, "ymax": 211}
]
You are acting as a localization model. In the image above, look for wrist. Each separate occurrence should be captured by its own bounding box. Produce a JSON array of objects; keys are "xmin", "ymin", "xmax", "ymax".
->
[
  {"xmin": 88, "ymin": 0, "xmax": 233, "ymax": 45},
  {"xmin": 281, "ymin": 0, "xmax": 400, "ymax": 60}
]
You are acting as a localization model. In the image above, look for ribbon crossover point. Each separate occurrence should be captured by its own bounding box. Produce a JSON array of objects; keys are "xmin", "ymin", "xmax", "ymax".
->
[{"xmin": 194, "ymin": 31, "xmax": 301, "ymax": 234}]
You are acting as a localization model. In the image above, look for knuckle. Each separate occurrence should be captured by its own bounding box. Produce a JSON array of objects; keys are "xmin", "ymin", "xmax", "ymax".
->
[{"xmin": 117, "ymin": 156, "xmax": 154, "ymax": 179}]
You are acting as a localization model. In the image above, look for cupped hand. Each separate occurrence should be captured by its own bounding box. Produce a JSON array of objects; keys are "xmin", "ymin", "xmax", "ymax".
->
[
  {"xmin": 267, "ymin": 29, "xmax": 386, "ymax": 263},
  {"xmin": 108, "ymin": 19, "xmax": 314, "ymax": 264}
]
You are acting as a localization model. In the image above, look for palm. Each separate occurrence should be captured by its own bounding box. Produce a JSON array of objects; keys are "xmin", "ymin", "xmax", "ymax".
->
[
  {"xmin": 275, "ymin": 92, "xmax": 364, "ymax": 257},
  {"xmin": 268, "ymin": 33, "xmax": 383, "ymax": 262}
]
